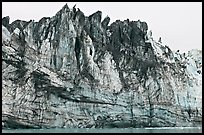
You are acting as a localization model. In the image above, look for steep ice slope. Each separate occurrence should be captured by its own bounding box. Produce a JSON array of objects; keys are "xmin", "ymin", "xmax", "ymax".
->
[{"xmin": 2, "ymin": 4, "xmax": 202, "ymax": 128}]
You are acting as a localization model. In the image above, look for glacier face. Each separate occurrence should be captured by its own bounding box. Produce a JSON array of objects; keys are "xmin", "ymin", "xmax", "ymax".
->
[{"xmin": 2, "ymin": 4, "xmax": 202, "ymax": 128}]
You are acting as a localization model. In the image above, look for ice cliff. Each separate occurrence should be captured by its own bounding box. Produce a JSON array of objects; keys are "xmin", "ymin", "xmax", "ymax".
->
[{"xmin": 2, "ymin": 4, "xmax": 202, "ymax": 128}]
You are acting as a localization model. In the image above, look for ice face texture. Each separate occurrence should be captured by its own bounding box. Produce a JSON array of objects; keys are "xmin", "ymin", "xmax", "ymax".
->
[{"xmin": 2, "ymin": 4, "xmax": 202, "ymax": 128}]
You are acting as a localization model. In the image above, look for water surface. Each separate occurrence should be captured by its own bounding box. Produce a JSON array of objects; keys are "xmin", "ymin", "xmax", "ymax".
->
[{"xmin": 2, "ymin": 127, "xmax": 202, "ymax": 133}]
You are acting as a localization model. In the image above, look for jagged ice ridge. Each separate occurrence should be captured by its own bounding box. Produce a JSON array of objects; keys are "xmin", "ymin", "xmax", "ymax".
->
[{"xmin": 2, "ymin": 4, "xmax": 202, "ymax": 128}]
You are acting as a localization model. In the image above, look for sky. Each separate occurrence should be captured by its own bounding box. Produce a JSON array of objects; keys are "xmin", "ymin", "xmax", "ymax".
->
[{"xmin": 2, "ymin": 2, "xmax": 202, "ymax": 53}]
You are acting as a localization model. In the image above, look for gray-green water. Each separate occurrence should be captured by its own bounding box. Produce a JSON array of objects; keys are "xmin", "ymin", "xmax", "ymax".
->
[{"xmin": 2, "ymin": 127, "xmax": 202, "ymax": 133}]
